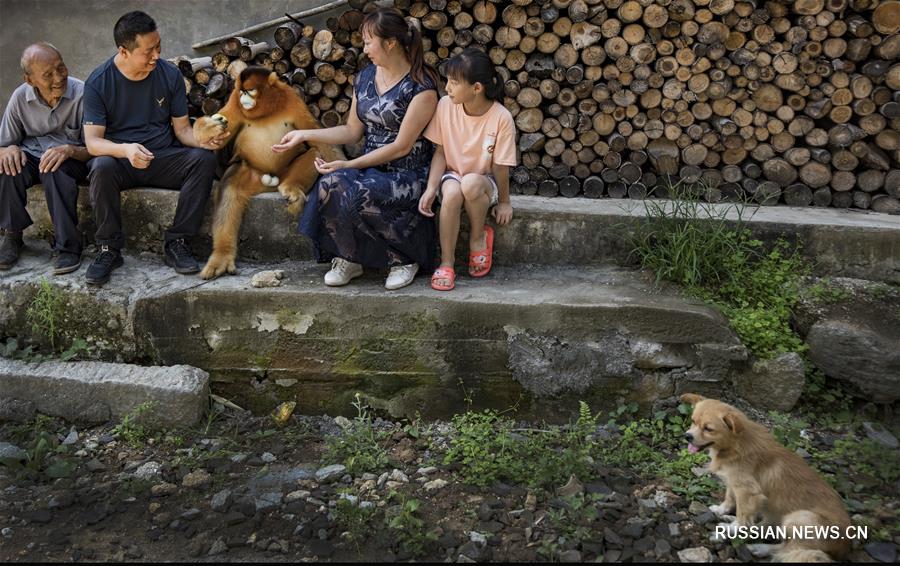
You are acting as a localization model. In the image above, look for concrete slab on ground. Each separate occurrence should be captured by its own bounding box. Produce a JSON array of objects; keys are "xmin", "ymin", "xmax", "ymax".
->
[{"xmin": 0, "ymin": 358, "xmax": 209, "ymax": 427}]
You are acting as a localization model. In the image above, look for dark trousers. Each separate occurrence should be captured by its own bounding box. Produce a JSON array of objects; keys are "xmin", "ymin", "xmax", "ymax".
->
[
  {"xmin": 88, "ymin": 146, "xmax": 217, "ymax": 250},
  {"xmin": 0, "ymin": 152, "xmax": 88, "ymax": 254}
]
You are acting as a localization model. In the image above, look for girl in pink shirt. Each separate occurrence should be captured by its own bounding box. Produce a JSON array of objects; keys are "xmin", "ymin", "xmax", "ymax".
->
[{"xmin": 419, "ymin": 47, "xmax": 517, "ymax": 291}]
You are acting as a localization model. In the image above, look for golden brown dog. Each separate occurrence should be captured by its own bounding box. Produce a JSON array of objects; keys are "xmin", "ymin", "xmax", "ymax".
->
[{"xmin": 680, "ymin": 393, "xmax": 851, "ymax": 562}]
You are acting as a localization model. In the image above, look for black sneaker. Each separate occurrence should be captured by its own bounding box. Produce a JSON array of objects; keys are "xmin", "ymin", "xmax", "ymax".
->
[
  {"xmin": 85, "ymin": 246, "xmax": 123, "ymax": 286},
  {"xmin": 164, "ymin": 239, "xmax": 200, "ymax": 274},
  {"xmin": 0, "ymin": 229, "xmax": 24, "ymax": 270},
  {"xmin": 53, "ymin": 251, "xmax": 82, "ymax": 275}
]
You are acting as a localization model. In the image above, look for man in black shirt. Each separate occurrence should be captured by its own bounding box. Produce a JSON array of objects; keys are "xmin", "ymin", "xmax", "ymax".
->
[{"xmin": 83, "ymin": 11, "xmax": 228, "ymax": 286}]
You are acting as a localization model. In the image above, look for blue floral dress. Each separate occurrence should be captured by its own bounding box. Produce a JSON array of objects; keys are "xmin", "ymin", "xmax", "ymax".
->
[{"xmin": 298, "ymin": 64, "xmax": 436, "ymax": 270}]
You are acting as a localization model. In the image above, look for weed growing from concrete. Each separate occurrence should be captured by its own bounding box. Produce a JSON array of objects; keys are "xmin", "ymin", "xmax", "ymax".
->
[{"xmin": 25, "ymin": 278, "xmax": 67, "ymax": 351}]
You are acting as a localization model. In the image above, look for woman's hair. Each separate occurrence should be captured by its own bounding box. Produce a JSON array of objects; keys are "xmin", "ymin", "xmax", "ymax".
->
[
  {"xmin": 361, "ymin": 7, "xmax": 440, "ymax": 88},
  {"xmin": 443, "ymin": 47, "xmax": 502, "ymax": 101}
]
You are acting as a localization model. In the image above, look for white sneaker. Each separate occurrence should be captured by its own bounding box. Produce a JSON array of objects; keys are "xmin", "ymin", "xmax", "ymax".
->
[
  {"xmin": 324, "ymin": 258, "xmax": 363, "ymax": 286},
  {"xmin": 385, "ymin": 263, "xmax": 419, "ymax": 290}
]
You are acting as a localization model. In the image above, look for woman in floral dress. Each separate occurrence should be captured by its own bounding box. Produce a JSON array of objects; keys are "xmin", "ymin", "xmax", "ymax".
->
[{"xmin": 273, "ymin": 7, "xmax": 439, "ymax": 290}]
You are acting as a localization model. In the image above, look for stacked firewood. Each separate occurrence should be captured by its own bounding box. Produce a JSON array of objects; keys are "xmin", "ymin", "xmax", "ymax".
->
[{"xmin": 174, "ymin": 0, "xmax": 900, "ymax": 212}]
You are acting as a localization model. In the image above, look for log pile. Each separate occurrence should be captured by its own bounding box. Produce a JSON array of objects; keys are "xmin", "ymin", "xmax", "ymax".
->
[{"xmin": 175, "ymin": 0, "xmax": 900, "ymax": 213}]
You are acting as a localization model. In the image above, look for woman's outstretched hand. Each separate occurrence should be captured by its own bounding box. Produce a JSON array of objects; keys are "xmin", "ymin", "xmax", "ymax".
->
[
  {"xmin": 314, "ymin": 157, "xmax": 350, "ymax": 174},
  {"xmin": 272, "ymin": 130, "xmax": 306, "ymax": 153}
]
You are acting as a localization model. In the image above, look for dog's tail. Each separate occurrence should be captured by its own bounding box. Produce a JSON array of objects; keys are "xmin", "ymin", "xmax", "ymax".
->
[{"xmin": 774, "ymin": 547, "xmax": 832, "ymax": 563}]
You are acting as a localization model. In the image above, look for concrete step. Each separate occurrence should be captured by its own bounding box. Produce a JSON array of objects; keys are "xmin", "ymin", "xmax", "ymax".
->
[
  {"xmin": 23, "ymin": 186, "xmax": 900, "ymax": 283},
  {"xmin": 1, "ymin": 244, "xmax": 746, "ymax": 421}
]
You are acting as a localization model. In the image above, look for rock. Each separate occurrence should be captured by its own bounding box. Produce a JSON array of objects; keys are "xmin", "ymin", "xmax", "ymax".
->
[
  {"xmin": 457, "ymin": 554, "xmax": 477, "ymax": 563},
  {"xmin": 48, "ymin": 491, "xmax": 75, "ymax": 509},
  {"xmin": 424, "ymin": 478, "xmax": 448, "ymax": 491},
  {"xmin": 182, "ymin": 469, "xmax": 212, "ymax": 489},
  {"xmin": 862, "ymin": 422, "xmax": 899, "ymax": 449},
  {"xmin": 85, "ymin": 459, "xmax": 106, "ymax": 472},
  {"xmin": 0, "ymin": 398, "xmax": 36, "ymax": 421},
  {"xmin": 208, "ymin": 538, "xmax": 228, "ymax": 556},
  {"xmin": 1, "ymin": 527, "xmax": 13, "ymax": 538},
  {"xmin": 223, "ymin": 511, "xmax": 246, "ymax": 525},
  {"xmin": 417, "ymin": 466, "xmax": 438, "ymax": 475},
  {"xmin": 389, "ymin": 469, "xmax": 409, "ymax": 483},
  {"xmin": 62, "ymin": 427, "xmax": 79, "ymax": 445},
  {"xmin": 865, "ymin": 542, "xmax": 897, "ymax": 563},
  {"xmin": 677, "ymin": 547, "xmax": 713, "ymax": 562},
  {"xmin": 688, "ymin": 501, "xmax": 709, "ymax": 515},
  {"xmin": 261, "ymin": 452, "xmax": 277, "ymax": 463},
  {"xmin": 524, "ymin": 492, "xmax": 537, "ymax": 512},
  {"xmin": 469, "ymin": 531, "xmax": 488, "ymax": 546},
  {"xmin": 604, "ymin": 527, "xmax": 623, "ymax": 547},
  {"xmin": 308, "ymin": 539, "xmax": 334, "ymax": 558},
  {"xmin": 250, "ymin": 270, "xmax": 285, "ymax": 288},
  {"xmin": 622, "ymin": 522, "xmax": 644, "ymax": 539},
  {"xmin": 0, "ymin": 442, "xmax": 26, "ymax": 461},
  {"xmin": 656, "ymin": 539, "xmax": 672, "ymax": 556},
  {"xmin": 806, "ymin": 319, "xmax": 900, "ymax": 403},
  {"xmin": 181, "ymin": 508, "xmax": 202, "ymax": 521},
  {"xmin": 255, "ymin": 492, "xmax": 283, "ymax": 511},
  {"xmin": 736, "ymin": 352, "xmax": 806, "ymax": 412},
  {"xmin": 315, "ymin": 464, "xmax": 346, "ymax": 483},
  {"xmin": 133, "ymin": 461, "xmax": 162, "ymax": 480},
  {"xmin": 559, "ymin": 549, "xmax": 582, "ymax": 562},
  {"xmin": 333, "ymin": 416, "xmax": 352, "ymax": 429},
  {"xmin": 638, "ymin": 498, "xmax": 657, "ymax": 512},
  {"xmin": 556, "ymin": 474, "xmax": 584, "ymax": 497},
  {"xmin": 150, "ymin": 483, "xmax": 178, "ymax": 497},
  {"xmin": 285, "ymin": 490, "xmax": 311, "ymax": 503},
  {"xmin": 210, "ymin": 489, "xmax": 232, "ymax": 512}
]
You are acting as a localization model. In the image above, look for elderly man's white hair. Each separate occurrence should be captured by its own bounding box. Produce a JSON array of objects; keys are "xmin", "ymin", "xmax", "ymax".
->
[{"xmin": 20, "ymin": 42, "xmax": 63, "ymax": 75}]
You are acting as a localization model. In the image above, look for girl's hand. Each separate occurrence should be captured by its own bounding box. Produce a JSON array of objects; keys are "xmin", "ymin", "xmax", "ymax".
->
[
  {"xmin": 418, "ymin": 189, "xmax": 437, "ymax": 217},
  {"xmin": 492, "ymin": 202, "xmax": 513, "ymax": 226},
  {"xmin": 272, "ymin": 130, "xmax": 307, "ymax": 153},
  {"xmin": 314, "ymin": 157, "xmax": 350, "ymax": 174}
]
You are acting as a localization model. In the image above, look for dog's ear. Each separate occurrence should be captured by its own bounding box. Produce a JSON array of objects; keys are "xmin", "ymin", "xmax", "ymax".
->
[
  {"xmin": 722, "ymin": 411, "xmax": 742, "ymax": 434},
  {"xmin": 680, "ymin": 393, "xmax": 705, "ymax": 406},
  {"xmin": 268, "ymin": 72, "xmax": 279, "ymax": 85}
]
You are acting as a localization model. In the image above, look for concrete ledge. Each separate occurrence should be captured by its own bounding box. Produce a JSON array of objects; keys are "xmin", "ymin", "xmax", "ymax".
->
[
  {"xmin": 24, "ymin": 186, "xmax": 900, "ymax": 283},
  {"xmin": 0, "ymin": 358, "xmax": 209, "ymax": 427}
]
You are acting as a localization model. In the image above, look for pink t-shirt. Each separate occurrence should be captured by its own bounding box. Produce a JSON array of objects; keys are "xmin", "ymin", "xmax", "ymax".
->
[{"xmin": 424, "ymin": 96, "xmax": 517, "ymax": 176}]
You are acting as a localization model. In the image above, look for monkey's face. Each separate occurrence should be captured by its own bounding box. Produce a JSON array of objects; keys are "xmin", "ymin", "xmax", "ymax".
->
[{"xmin": 238, "ymin": 73, "xmax": 268, "ymax": 111}]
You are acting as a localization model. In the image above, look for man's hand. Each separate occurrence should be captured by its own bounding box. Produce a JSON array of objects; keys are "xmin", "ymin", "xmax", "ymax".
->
[
  {"xmin": 492, "ymin": 202, "xmax": 513, "ymax": 226},
  {"xmin": 125, "ymin": 143, "xmax": 154, "ymax": 169},
  {"xmin": 0, "ymin": 145, "xmax": 27, "ymax": 176},
  {"xmin": 38, "ymin": 145, "xmax": 74, "ymax": 174},
  {"xmin": 199, "ymin": 130, "xmax": 229, "ymax": 151}
]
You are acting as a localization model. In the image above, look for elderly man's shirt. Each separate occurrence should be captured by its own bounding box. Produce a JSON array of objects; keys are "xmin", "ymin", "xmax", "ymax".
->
[{"xmin": 0, "ymin": 77, "xmax": 84, "ymax": 158}]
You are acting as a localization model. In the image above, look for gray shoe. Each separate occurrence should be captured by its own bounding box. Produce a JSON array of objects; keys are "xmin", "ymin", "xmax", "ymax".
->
[
  {"xmin": 53, "ymin": 251, "xmax": 82, "ymax": 275},
  {"xmin": 0, "ymin": 229, "xmax": 24, "ymax": 270}
]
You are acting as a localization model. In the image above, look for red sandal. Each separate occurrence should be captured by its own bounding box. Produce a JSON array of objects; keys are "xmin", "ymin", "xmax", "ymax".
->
[
  {"xmin": 468, "ymin": 225, "xmax": 494, "ymax": 278},
  {"xmin": 431, "ymin": 266, "xmax": 456, "ymax": 291}
]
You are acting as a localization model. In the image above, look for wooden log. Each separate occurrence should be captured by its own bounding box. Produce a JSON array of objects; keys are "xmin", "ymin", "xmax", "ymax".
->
[
  {"xmin": 870, "ymin": 195, "xmax": 900, "ymax": 215},
  {"xmin": 222, "ymin": 37, "xmax": 252, "ymax": 57},
  {"xmin": 240, "ymin": 42, "xmax": 270, "ymax": 62},
  {"xmin": 783, "ymin": 183, "xmax": 813, "ymax": 206},
  {"xmin": 559, "ymin": 176, "xmax": 581, "ymax": 197},
  {"xmin": 583, "ymin": 176, "xmax": 605, "ymax": 198}
]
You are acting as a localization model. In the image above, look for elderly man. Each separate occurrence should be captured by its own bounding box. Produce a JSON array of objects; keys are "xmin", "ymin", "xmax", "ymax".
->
[
  {"xmin": 0, "ymin": 43, "xmax": 91, "ymax": 273},
  {"xmin": 83, "ymin": 11, "xmax": 227, "ymax": 286}
]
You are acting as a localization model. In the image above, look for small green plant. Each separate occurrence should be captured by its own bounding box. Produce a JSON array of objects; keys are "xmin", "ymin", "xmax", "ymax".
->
[
  {"xmin": 540, "ymin": 493, "xmax": 602, "ymax": 558},
  {"xmin": 112, "ymin": 401, "xmax": 157, "ymax": 447},
  {"xmin": 25, "ymin": 278, "xmax": 68, "ymax": 351},
  {"xmin": 0, "ymin": 416, "xmax": 75, "ymax": 481},
  {"xmin": 385, "ymin": 493, "xmax": 437, "ymax": 557},
  {"xmin": 805, "ymin": 278, "xmax": 851, "ymax": 304},
  {"xmin": 333, "ymin": 496, "xmax": 378, "ymax": 553},
  {"xmin": 323, "ymin": 393, "xmax": 389, "ymax": 475}
]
